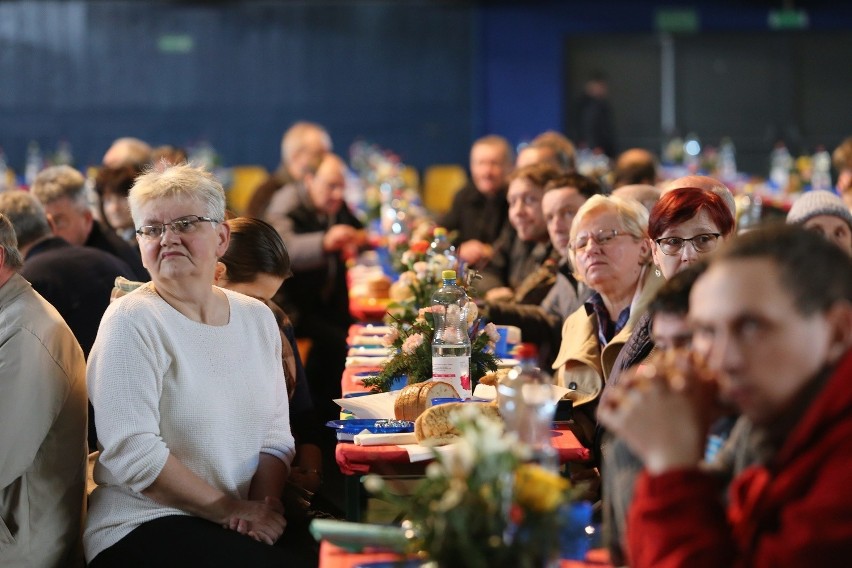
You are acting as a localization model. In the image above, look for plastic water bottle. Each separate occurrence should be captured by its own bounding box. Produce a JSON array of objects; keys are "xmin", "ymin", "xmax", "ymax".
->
[
  {"xmin": 25, "ymin": 141, "xmax": 42, "ymax": 187},
  {"xmin": 431, "ymin": 270, "xmax": 472, "ymax": 398},
  {"xmin": 427, "ymin": 227, "xmax": 457, "ymax": 270},
  {"xmin": 54, "ymin": 139, "xmax": 74, "ymax": 166},
  {"xmin": 498, "ymin": 344, "xmax": 558, "ymax": 471},
  {"xmin": 769, "ymin": 142, "xmax": 792, "ymax": 192},
  {"xmin": 811, "ymin": 146, "xmax": 832, "ymax": 192},
  {"xmin": 719, "ymin": 137, "xmax": 737, "ymax": 182}
]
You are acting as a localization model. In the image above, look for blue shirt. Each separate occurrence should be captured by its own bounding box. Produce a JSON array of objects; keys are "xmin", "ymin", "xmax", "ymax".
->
[{"xmin": 584, "ymin": 292, "xmax": 630, "ymax": 346}]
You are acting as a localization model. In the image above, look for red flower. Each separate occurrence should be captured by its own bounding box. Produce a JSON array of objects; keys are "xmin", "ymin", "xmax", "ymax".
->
[
  {"xmin": 509, "ymin": 504, "xmax": 524, "ymax": 525},
  {"xmin": 410, "ymin": 240, "xmax": 430, "ymax": 254}
]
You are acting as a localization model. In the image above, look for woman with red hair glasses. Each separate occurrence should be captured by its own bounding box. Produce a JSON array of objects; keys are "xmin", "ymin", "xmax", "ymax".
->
[{"xmin": 600, "ymin": 185, "xmax": 736, "ymax": 564}]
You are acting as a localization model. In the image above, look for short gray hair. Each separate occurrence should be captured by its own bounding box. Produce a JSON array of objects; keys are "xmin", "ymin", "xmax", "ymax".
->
[
  {"xmin": 129, "ymin": 162, "xmax": 226, "ymax": 226},
  {"xmin": 0, "ymin": 213, "xmax": 24, "ymax": 269},
  {"xmin": 568, "ymin": 194, "xmax": 651, "ymax": 278},
  {"xmin": 0, "ymin": 190, "xmax": 52, "ymax": 249},
  {"xmin": 30, "ymin": 165, "xmax": 89, "ymax": 210}
]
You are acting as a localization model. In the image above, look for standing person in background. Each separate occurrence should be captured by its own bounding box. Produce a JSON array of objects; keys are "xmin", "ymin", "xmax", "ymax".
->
[
  {"xmin": 246, "ymin": 121, "xmax": 332, "ymax": 219},
  {"xmin": 0, "ymin": 213, "xmax": 88, "ymax": 568},
  {"xmin": 30, "ymin": 165, "xmax": 148, "ymax": 280},
  {"xmin": 575, "ymin": 73, "xmax": 616, "ymax": 157},
  {"xmin": 441, "ymin": 135, "xmax": 514, "ymax": 268}
]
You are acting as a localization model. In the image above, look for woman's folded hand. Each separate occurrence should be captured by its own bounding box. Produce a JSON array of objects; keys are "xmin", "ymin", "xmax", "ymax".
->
[{"xmin": 224, "ymin": 496, "xmax": 287, "ymax": 545}]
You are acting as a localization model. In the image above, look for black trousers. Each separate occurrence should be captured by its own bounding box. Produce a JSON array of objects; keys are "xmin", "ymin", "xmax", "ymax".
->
[{"xmin": 88, "ymin": 515, "xmax": 318, "ymax": 568}]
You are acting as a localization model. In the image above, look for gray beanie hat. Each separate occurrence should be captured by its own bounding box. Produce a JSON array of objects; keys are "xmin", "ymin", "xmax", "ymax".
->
[{"xmin": 787, "ymin": 190, "xmax": 852, "ymax": 231}]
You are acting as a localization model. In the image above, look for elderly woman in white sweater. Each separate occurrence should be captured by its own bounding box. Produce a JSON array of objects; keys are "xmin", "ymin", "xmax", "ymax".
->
[{"xmin": 85, "ymin": 164, "xmax": 296, "ymax": 567}]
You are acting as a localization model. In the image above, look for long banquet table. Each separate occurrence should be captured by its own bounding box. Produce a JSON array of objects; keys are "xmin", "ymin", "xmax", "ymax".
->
[{"xmin": 319, "ymin": 541, "xmax": 613, "ymax": 568}]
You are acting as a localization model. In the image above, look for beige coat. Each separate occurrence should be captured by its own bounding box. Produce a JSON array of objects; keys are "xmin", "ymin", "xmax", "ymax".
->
[
  {"xmin": 0, "ymin": 274, "xmax": 88, "ymax": 567},
  {"xmin": 552, "ymin": 267, "xmax": 665, "ymax": 407}
]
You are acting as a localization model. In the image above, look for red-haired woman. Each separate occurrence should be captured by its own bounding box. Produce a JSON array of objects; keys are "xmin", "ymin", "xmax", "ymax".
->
[{"xmin": 601, "ymin": 185, "xmax": 736, "ymax": 564}]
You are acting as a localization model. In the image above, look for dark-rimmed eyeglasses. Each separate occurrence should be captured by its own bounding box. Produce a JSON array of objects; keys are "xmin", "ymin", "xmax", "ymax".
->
[
  {"xmin": 136, "ymin": 215, "xmax": 221, "ymax": 239},
  {"xmin": 569, "ymin": 229, "xmax": 628, "ymax": 252},
  {"xmin": 654, "ymin": 233, "xmax": 721, "ymax": 256}
]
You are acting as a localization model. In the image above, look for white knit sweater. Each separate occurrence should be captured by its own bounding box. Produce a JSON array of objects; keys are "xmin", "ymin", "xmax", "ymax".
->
[{"xmin": 83, "ymin": 284, "xmax": 295, "ymax": 562}]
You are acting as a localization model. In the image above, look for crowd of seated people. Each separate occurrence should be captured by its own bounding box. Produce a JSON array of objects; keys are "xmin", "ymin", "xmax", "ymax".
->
[{"xmin": 1, "ymin": 125, "xmax": 851, "ymax": 568}]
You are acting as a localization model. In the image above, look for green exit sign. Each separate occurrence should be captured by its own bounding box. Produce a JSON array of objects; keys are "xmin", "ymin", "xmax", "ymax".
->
[
  {"xmin": 768, "ymin": 9, "xmax": 809, "ymax": 30},
  {"xmin": 158, "ymin": 35, "xmax": 194, "ymax": 53},
  {"xmin": 655, "ymin": 8, "xmax": 699, "ymax": 33}
]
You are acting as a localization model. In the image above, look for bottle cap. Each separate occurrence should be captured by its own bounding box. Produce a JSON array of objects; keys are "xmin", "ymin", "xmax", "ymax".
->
[
  {"xmin": 441, "ymin": 270, "xmax": 456, "ymax": 280},
  {"xmin": 434, "ymin": 227, "xmax": 447, "ymax": 237},
  {"xmin": 513, "ymin": 343, "xmax": 538, "ymax": 361}
]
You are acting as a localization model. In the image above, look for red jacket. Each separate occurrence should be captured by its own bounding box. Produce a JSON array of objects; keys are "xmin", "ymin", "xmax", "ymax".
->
[{"xmin": 627, "ymin": 349, "xmax": 852, "ymax": 567}]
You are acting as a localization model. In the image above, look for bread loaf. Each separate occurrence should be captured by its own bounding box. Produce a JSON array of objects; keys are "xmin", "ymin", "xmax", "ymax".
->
[
  {"xmin": 415, "ymin": 401, "xmax": 502, "ymax": 445},
  {"xmin": 478, "ymin": 368, "xmax": 511, "ymax": 387},
  {"xmin": 364, "ymin": 274, "xmax": 391, "ymax": 299},
  {"xmin": 393, "ymin": 381, "xmax": 460, "ymax": 421}
]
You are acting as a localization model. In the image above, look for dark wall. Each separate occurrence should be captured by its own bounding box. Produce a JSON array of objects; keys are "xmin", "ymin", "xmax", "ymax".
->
[
  {"xmin": 481, "ymin": 1, "xmax": 852, "ymax": 172},
  {"xmin": 2, "ymin": 1, "xmax": 851, "ymax": 177},
  {"xmin": 0, "ymin": 1, "xmax": 475, "ymax": 172}
]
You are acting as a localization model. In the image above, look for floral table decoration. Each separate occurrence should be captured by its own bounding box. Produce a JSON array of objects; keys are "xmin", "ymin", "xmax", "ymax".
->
[
  {"xmin": 363, "ymin": 406, "xmax": 583, "ymax": 568},
  {"xmin": 361, "ymin": 301, "xmax": 500, "ymax": 393}
]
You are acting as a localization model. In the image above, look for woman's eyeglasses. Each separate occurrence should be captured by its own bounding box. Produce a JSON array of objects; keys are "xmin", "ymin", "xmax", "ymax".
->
[
  {"xmin": 136, "ymin": 215, "xmax": 221, "ymax": 239},
  {"xmin": 569, "ymin": 229, "xmax": 628, "ymax": 252},
  {"xmin": 654, "ymin": 233, "xmax": 721, "ymax": 255}
]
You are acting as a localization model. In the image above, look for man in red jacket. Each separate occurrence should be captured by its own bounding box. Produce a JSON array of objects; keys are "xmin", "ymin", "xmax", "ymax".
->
[{"xmin": 598, "ymin": 224, "xmax": 852, "ymax": 567}]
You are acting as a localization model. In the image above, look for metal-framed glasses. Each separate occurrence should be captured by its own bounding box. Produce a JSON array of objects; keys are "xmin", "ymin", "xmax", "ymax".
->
[
  {"xmin": 136, "ymin": 215, "xmax": 221, "ymax": 239},
  {"xmin": 654, "ymin": 233, "xmax": 721, "ymax": 256},
  {"xmin": 569, "ymin": 229, "xmax": 627, "ymax": 252}
]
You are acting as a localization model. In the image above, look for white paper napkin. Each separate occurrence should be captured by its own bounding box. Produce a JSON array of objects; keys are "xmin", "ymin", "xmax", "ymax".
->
[
  {"xmin": 334, "ymin": 391, "xmax": 399, "ymax": 419},
  {"xmin": 353, "ymin": 431, "xmax": 418, "ymax": 446}
]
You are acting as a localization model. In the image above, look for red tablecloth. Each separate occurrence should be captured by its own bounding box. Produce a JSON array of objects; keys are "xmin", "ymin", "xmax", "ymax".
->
[
  {"xmin": 336, "ymin": 428, "xmax": 590, "ymax": 476},
  {"xmin": 341, "ymin": 364, "xmax": 382, "ymax": 396},
  {"xmin": 349, "ymin": 297, "xmax": 390, "ymax": 322},
  {"xmin": 319, "ymin": 541, "xmax": 612, "ymax": 568}
]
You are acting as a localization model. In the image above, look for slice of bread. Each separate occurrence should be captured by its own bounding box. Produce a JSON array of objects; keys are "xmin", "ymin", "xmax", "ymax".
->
[
  {"xmin": 414, "ymin": 401, "xmax": 502, "ymax": 445},
  {"xmin": 393, "ymin": 381, "xmax": 460, "ymax": 421}
]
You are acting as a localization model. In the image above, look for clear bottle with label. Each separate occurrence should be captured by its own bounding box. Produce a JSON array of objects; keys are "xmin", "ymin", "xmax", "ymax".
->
[
  {"xmin": 497, "ymin": 343, "xmax": 558, "ymax": 471},
  {"xmin": 431, "ymin": 270, "xmax": 472, "ymax": 398}
]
